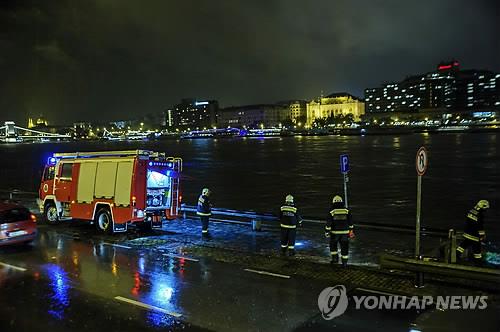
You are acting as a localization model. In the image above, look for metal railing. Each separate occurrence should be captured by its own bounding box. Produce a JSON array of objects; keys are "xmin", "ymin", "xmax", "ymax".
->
[
  {"xmin": 180, "ymin": 204, "xmax": 451, "ymax": 236},
  {"xmin": 0, "ymin": 189, "xmax": 38, "ymax": 200},
  {"xmin": 380, "ymin": 253, "xmax": 500, "ymax": 287},
  {"xmin": 0, "ymin": 189, "xmax": 454, "ymax": 238}
]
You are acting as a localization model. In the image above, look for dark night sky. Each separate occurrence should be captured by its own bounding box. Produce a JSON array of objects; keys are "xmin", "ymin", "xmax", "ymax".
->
[{"xmin": 1, "ymin": 0, "xmax": 499, "ymax": 125}]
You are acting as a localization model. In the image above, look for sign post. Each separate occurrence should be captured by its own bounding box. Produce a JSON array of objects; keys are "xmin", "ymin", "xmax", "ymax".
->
[
  {"xmin": 415, "ymin": 146, "xmax": 428, "ymax": 287},
  {"xmin": 340, "ymin": 154, "xmax": 349, "ymax": 208}
]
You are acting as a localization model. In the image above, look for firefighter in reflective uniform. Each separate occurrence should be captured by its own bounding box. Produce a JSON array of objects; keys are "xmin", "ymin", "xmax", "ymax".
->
[
  {"xmin": 325, "ymin": 195, "xmax": 354, "ymax": 267},
  {"xmin": 457, "ymin": 200, "xmax": 489, "ymax": 263},
  {"xmin": 197, "ymin": 188, "xmax": 212, "ymax": 237},
  {"xmin": 279, "ymin": 194, "xmax": 302, "ymax": 256}
]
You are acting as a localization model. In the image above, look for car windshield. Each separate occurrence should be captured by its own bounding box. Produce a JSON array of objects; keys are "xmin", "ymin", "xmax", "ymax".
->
[{"xmin": 0, "ymin": 208, "xmax": 31, "ymax": 224}]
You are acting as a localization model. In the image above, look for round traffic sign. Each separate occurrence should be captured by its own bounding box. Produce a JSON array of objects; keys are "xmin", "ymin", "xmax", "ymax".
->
[{"xmin": 416, "ymin": 147, "xmax": 428, "ymax": 176}]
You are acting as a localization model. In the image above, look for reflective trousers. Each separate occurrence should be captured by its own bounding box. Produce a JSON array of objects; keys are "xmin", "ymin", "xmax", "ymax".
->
[
  {"xmin": 280, "ymin": 227, "xmax": 296, "ymax": 250},
  {"xmin": 457, "ymin": 238, "xmax": 482, "ymax": 260},
  {"xmin": 330, "ymin": 233, "xmax": 349, "ymax": 264},
  {"xmin": 200, "ymin": 216, "xmax": 209, "ymax": 234}
]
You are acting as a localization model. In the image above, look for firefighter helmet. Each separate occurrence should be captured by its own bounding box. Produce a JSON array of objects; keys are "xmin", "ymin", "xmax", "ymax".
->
[
  {"xmin": 285, "ymin": 194, "xmax": 294, "ymax": 203},
  {"xmin": 332, "ymin": 195, "xmax": 343, "ymax": 203},
  {"xmin": 476, "ymin": 200, "xmax": 490, "ymax": 210},
  {"xmin": 202, "ymin": 188, "xmax": 210, "ymax": 196}
]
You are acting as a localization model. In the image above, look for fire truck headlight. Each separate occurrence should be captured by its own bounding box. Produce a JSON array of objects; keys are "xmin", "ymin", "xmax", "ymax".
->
[{"xmin": 136, "ymin": 210, "xmax": 144, "ymax": 218}]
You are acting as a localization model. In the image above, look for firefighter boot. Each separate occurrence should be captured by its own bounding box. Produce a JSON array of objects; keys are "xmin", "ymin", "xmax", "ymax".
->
[
  {"xmin": 288, "ymin": 247, "xmax": 296, "ymax": 256},
  {"xmin": 341, "ymin": 255, "xmax": 348, "ymax": 268},
  {"xmin": 330, "ymin": 253, "xmax": 339, "ymax": 265},
  {"xmin": 473, "ymin": 252, "xmax": 484, "ymax": 267},
  {"xmin": 456, "ymin": 246, "xmax": 465, "ymax": 261},
  {"xmin": 280, "ymin": 246, "xmax": 287, "ymax": 256}
]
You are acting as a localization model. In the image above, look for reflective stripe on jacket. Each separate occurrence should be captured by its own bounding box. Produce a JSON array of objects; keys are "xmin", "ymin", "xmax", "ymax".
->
[
  {"xmin": 326, "ymin": 204, "xmax": 353, "ymax": 234},
  {"xmin": 463, "ymin": 207, "xmax": 485, "ymax": 240},
  {"xmin": 197, "ymin": 194, "xmax": 211, "ymax": 216},
  {"xmin": 280, "ymin": 204, "xmax": 302, "ymax": 227}
]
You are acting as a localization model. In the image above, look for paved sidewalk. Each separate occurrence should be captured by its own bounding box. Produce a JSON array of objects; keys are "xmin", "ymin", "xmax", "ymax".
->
[
  {"xmin": 130, "ymin": 217, "xmax": 440, "ymax": 266},
  {"xmin": 123, "ymin": 218, "xmax": 498, "ymax": 297}
]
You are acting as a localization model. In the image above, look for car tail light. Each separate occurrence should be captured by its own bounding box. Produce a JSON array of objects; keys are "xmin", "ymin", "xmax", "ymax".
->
[{"xmin": 31, "ymin": 214, "xmax": 37, "ymax": 223}]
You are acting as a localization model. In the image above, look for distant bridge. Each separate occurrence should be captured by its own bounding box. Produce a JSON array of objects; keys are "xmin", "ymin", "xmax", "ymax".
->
[{"xmin": 0, "ymin": 121, "xmax": 71, "ymax": 143}]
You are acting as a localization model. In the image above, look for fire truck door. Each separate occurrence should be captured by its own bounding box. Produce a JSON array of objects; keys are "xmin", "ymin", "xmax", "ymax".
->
[{"xmin": 55, "ymin": 163, "xmax": 73, "ymax": 202}]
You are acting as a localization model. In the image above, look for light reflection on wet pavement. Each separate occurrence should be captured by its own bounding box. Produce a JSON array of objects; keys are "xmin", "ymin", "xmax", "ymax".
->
[
  {"xmin": 0, "ymin": 227, "xmax": 326, "ymax": 331},
  {"xmin": 1, "ymin": 220, "xmax": 499, "ymax": 331}
]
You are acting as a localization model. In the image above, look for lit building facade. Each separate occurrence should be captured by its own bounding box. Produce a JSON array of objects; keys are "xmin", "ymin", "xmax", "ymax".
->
[
  {"xmin": 166, "ymin": 99, "xmax": 218, "ymax": 130},
  {"xmin": 306, "ymin": 93, "xmax": 365, "ymax": 126},
  {"xmin": 365, "ymin": 61, "xmax": 500, "ymax": 115},
  {"xmin": 28, "ymin": 117, "xmax": 48, "ymax": 128},
  {"xmin": 73, "ymin": 122, "xmax": 92, "ymax": 139},
  {"xmin": 217, "ymin": 104, "xmax": 290, "ymax": 128},
  {"xmin": 276, "ymin": 100, "xmax": 307, "ymax": 124}
]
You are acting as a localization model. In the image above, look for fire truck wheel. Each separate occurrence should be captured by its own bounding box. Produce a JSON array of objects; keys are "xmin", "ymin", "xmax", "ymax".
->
[
  {"xmin": 44, "ymin": 202, "xmax": 59, "ymax": 224},
  {"xmin": 95, "ymin": 208, "xmax": 113, "ymax": 233}
]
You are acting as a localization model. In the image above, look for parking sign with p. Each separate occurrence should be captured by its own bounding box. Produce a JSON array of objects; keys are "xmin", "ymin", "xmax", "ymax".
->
[{"xmin": 340, "ymin": 154, "xmax": 349, "ymax": 174}]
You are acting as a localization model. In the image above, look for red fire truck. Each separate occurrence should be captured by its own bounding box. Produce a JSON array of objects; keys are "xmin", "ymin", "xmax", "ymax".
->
[{"xmin": 37, "ymin": 150, "xmax": 182, "ymax": 233}]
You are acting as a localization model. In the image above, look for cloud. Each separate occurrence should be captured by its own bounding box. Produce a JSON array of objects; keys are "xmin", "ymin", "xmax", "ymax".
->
[
  {"xmin": 35, "ymin": 40, "xmax": 78, "ymax": 70},
  {"xmin": 0, "ymin": 0, "xmax": 499, "ymax": 124}
]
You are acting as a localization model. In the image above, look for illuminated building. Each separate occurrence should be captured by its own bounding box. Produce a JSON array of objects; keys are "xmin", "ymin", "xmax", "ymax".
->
[
  {"xmin": 365, "ymin": 61, "xmax": 500, "ymax": 115},
  {"xmin": 28, "ymin": 116, "xmax": 48, "ymax": 128},
  {"xmin": 217, "ymin": 104, "xmax": 290, "ymax": 128},
  {"xmin": 166, "ymin": 99, "xmax": 218, "ymax": 130},
  {"xmin": 73, "ymin": 122, "xmax": 92, "ymax": 138},
  {"xmin": 306, "ymin": 93, "xmax": 365, "ymax": 126},
  {"xmin": 276, "ymin": 100, "xmax": 307, "ymax": 124},
  {"xmin": 36, "ymin": 116, "xmax": 48, "ymax": 126}
]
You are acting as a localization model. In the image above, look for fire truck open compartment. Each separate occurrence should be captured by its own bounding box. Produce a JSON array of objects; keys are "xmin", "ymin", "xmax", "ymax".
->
[
  {"xmin": 38, "ymin": 150, "xmax": 182, "ymax": 233},
  {"xmin": 146, "ymin": 165, "xmax": 172, "ymax": 209}
]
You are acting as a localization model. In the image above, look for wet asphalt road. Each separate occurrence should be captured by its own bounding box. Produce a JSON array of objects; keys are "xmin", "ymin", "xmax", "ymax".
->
[
  {"xmin": 1, "ymin": 225, "xmax": 499, "ymax": 332},
  {"xmin": 0, "ymin": 226, "xmax": 326, "ymax": 331}
]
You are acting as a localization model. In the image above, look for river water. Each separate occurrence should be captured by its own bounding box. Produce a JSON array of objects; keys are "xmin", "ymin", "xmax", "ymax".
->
[{"xmin": 1, "ymin": 133, "xmax": 499, "ymax": 243}]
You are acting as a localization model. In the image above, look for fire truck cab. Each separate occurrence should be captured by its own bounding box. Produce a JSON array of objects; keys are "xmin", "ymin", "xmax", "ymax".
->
[{"xmin": 37, "ymin": 150, "xmax": 182, "ymax": 233}]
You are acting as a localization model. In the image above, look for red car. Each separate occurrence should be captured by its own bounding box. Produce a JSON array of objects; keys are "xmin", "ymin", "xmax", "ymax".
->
[{"xmin": 0, "ymin": 202, "xmax": 37, "ymax": 246}]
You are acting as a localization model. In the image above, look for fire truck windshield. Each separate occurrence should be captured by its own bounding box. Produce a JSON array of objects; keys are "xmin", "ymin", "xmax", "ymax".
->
[{"xmin": 43, "ymin": 166, "xmax": 55, "ymax": 181}]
